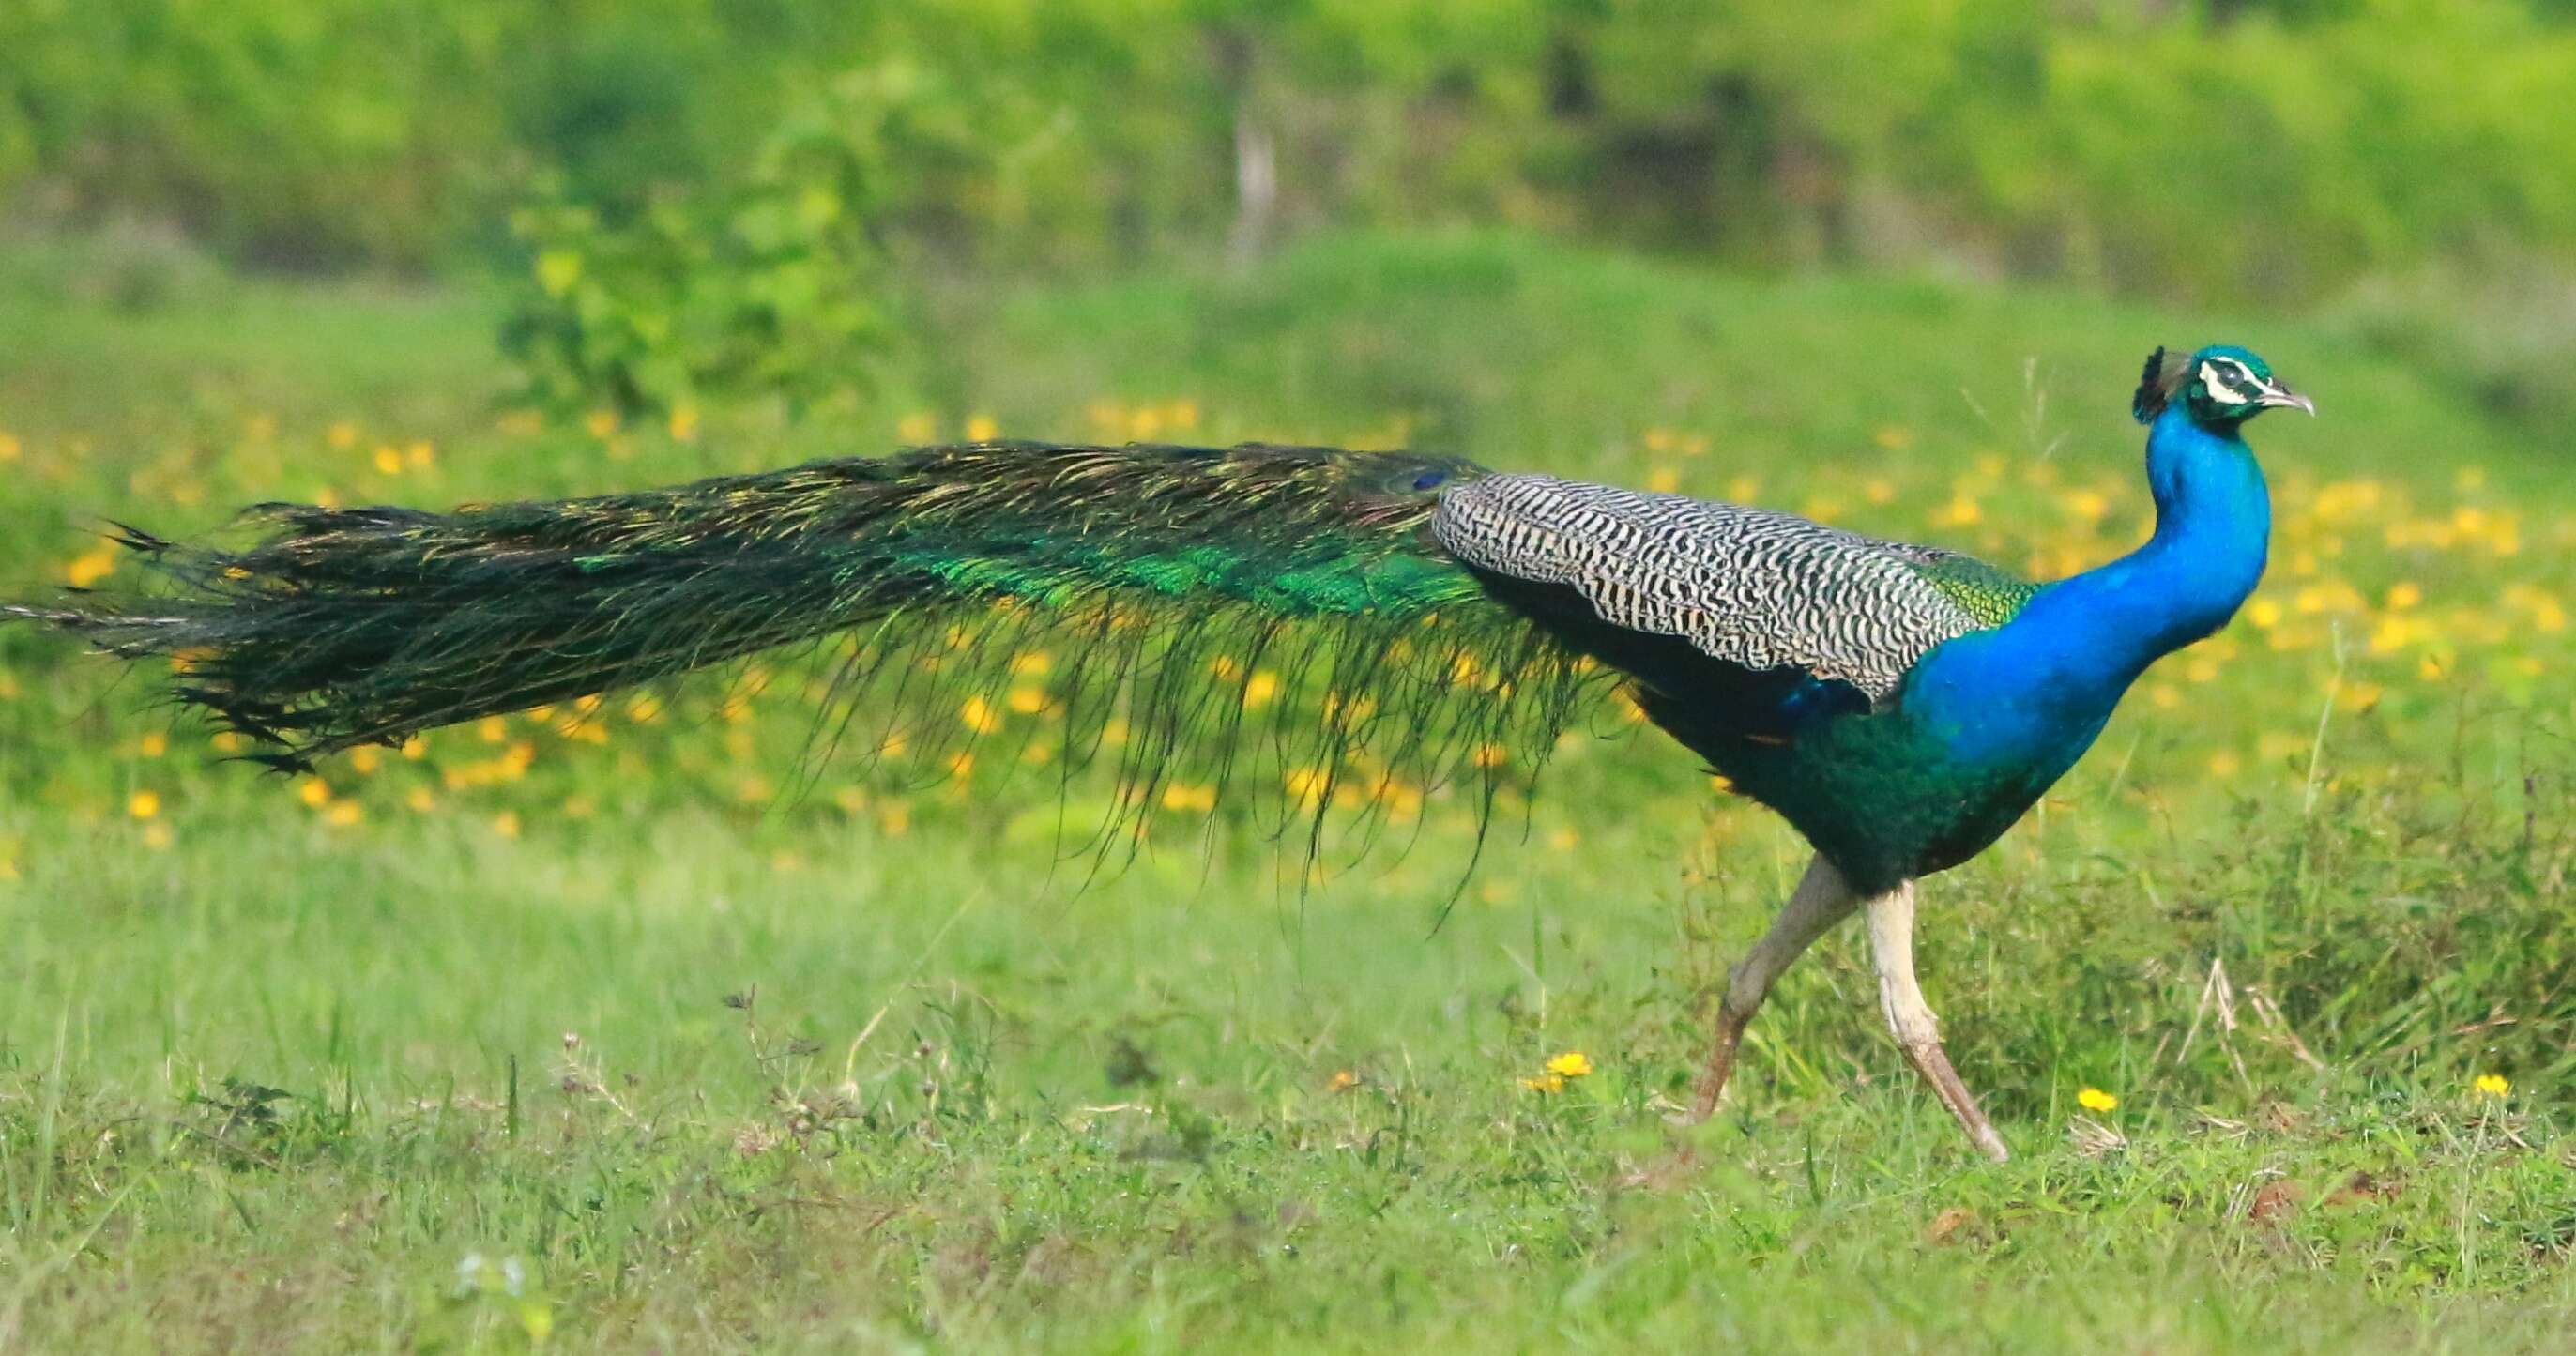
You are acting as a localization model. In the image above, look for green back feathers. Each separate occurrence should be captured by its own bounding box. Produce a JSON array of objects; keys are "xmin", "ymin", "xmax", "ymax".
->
[{"xmin": 1910, "ymin": 554, "xmax": 2039, "ymax": 629}]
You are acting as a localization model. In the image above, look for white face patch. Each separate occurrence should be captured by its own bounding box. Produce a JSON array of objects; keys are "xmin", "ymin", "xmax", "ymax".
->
[{"xmin": 2198, "ymin": 360, "xmax": 2251, "ymax": 405}]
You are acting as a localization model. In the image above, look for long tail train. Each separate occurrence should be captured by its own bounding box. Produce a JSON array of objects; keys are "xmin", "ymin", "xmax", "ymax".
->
[{"xmin": 7, "ymin": 440, "xmax": 1607, "ymax": 855}]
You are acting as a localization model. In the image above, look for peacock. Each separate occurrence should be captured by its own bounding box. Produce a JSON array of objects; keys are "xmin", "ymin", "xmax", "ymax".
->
[{"xmin": 4, "ymin": 343, "xmax": 2308, "ymax": 1161}]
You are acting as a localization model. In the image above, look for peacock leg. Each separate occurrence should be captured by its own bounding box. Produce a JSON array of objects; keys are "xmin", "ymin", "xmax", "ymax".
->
[
  {"xmin": 1686, "ymin": 855, "xmax": 1859, "ymax": 1123},
  {"xmin": 1863, "ymin": 882, "xmax": 2010, "ymax": 1162}
]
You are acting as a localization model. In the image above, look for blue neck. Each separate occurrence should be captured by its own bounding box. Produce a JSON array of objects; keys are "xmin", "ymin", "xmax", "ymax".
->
[
  {"xmin": 2031, "ymin": 405, "xmax": 2272, "ymax": 687},
  {"xmin": 1910, "ymin": 406, "xmax": 2270, "ymax": 758}
]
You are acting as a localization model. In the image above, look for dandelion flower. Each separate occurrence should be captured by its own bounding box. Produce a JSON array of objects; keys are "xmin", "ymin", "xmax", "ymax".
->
[
  {"xmin": 2474, "ymin": 1073, "xmax": 2509, "ymax": 1098},
  {"xmin": 127, "ymin": 790, "xmax": 161, "ymax": 820},
  {"xmin": 1545, "ymin": 1051, "xmax": 1593, "ymax": 1078},
  {"xmin": 2077, "ymin": 1087, "xmax": 2118, "ymax": 1113},
  {"xmin": 1326, "ymin": 1070, "xmax": 1360, "ymax": 1093}
]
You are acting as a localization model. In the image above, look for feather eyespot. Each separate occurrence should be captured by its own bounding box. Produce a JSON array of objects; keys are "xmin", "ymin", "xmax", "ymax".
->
[{"xmin": 1411, "ymin": 471, "xmax": 1447, "ymax": 492}]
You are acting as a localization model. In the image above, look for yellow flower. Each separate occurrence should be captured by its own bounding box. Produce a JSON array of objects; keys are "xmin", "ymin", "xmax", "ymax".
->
[
  {"xmin": 67, "ymin": 549, "xmax": 117, "ymax": 588},
  {"xmin": 127, "ymin": 790, "xmax": 161, "ymax": 820},
  {"xmin": 1519, "ymin": 1074, "xmax": 1566, "ymax": 1094},
  {"xmin": 964, "ymin": 414, "xmax": 998, "ymax": 442},
  {"xmin": 1284, "ymin": 767, "xmax": 1329, "ymax": 807},
  {"xmin": 1325, "ymin": 1070, "xmax": 1360, "ymax": 1093},
  {"xmin": 2077, "ymin": 1087, "xmax": 2118, "ymax": 1113},
  {"xmin": 2474, "ymin": 1073, "xmax": 2509, "ymax": 1098},
  {"xmin": 1545, "ymin": 1051, "xmax": 1593, "ymax": 1078},
  {"xmin": 139, "ymin": 733, "xmax": 168, "ymax": 758},
  {"xmin": 298, "ymin": 779, "xmax": 331, "ymax": 808},
  {"xmin": 493, "ymin": 811, "xmax": 522, "ymax": 839}
]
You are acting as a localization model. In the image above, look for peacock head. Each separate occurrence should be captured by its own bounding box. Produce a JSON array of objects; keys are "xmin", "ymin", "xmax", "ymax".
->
[{"xmin": 2131, "ymin": 344, "xmax": 2313, "ymax": 429}]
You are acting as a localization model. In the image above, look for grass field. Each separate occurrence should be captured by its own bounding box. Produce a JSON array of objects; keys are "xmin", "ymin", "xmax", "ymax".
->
[{"xmin": 2, "ymin": 232, "xmax": 2571, "ymax": 1351}]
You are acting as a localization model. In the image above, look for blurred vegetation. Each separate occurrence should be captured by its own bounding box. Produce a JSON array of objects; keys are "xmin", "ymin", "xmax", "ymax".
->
[
  {"xmin": 6, "ymin": 2, "xmax": 2570, "ymax": 275},
  {"xmin": 9, "ymin": 3, "xmax": 2576, "ymax": 407}
]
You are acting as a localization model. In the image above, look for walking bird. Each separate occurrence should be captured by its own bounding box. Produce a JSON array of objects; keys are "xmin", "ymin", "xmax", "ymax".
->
[{"xmin": 6, "ymin": 344, "xmax": 2307, "ymax": 1160}]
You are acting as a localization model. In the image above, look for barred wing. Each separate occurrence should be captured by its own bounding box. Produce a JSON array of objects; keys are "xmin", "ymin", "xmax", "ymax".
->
[{"xmin": 1432, "ymin": 473, "xmax": 2023, "ymax": 702}]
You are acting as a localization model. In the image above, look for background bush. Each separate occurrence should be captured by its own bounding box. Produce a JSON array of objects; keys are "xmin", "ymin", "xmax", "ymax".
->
[
  {"xmin": 11, "ymin": 1, "xmax": 2576, "ymax": 294},
  {"xmin": 8, "ymin": 1, "xmax": 2574, "ymax": 418}
]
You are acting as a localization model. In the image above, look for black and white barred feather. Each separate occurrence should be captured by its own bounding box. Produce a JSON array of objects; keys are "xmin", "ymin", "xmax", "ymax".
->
[{"xmin": 1431, "ymin": 473, "xmax": 2008, "ymax": 701}]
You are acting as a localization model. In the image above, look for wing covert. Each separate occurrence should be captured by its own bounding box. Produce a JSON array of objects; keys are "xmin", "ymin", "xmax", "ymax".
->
[{"xmin": 1431, "ymin": 473, "xmax": 2017, "ymax": 701}]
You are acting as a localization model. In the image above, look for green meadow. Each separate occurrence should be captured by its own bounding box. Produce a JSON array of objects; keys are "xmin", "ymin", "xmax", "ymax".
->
[{"xmin": 2, "ymin": 232, "xmax": 2571, "ymax": 1351}]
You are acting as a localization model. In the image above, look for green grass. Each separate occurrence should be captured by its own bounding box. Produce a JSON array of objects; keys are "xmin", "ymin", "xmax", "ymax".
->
[{"xmin": 3, "ymin": 231, "xmax": 2571, "ymax": 1351}]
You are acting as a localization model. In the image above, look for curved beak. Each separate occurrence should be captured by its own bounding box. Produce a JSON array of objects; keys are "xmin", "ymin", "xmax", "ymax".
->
[{"xmin": 2257, "ymin": 381, "xmax": 2315, "ymax": 416}]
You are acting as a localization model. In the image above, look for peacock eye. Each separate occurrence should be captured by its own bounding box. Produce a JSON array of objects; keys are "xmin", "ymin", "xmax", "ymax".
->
[
  {"xmin": 1412, "ymin": 470, "xmax": 1446, "ymax": 492},
  {"xmin": 2196, "ymin": 360, "xmax": 2253, "ymax": 405}
]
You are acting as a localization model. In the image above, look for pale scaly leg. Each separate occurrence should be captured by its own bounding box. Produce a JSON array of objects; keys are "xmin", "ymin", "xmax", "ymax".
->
[
  {"xmin": 1685, "ymin": 855, "xmax": 1859, "ymax": 1123},
  {"xmin": 1864, "ymin": 882, "xmax": 2010, "ymax": 1162}
]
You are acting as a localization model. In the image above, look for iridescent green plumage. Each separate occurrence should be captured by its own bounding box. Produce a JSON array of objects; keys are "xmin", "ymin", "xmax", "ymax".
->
[
  {"xmin": 1911, "ymin": 556, "xmax": 2040, "ymax": 628},
  {"xmin": 19, "ymin": 441, "xmax": 1605, "ymax": 856}
]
